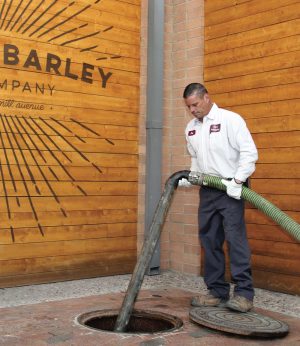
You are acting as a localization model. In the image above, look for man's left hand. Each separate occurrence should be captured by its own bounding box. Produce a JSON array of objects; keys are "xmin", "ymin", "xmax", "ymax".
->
[{"xmin": 221, "ymin": 179, "xmax": 242, "ymax": 200}]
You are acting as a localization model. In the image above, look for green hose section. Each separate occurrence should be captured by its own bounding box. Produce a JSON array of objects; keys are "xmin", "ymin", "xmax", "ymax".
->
[{"xmin": 201, "ymin": 174, "xmax": 300, "ymax": 242}]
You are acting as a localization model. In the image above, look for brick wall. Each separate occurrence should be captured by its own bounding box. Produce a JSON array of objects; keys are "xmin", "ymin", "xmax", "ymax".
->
[
  {"xmin": 138, "ymin": 0, "xmax": 205, "ymax": 275},
  {"xmin": 137, "ymin": 0, "xmax": 148, "ymax": 254}
]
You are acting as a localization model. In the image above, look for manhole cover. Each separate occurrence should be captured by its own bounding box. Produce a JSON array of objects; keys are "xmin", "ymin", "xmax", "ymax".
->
[
  {"xmin": 77, "ymin": 309, "xmax": 183, "ymax": 334},
  {"xmin": 189, "ymin": 306, "xmax": 289, "ymax": 338}
]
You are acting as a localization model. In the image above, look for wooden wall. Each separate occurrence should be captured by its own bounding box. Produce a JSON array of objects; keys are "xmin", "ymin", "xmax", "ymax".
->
[
  {"xmin": 0, "ymin": 0, "xmax": 140, "ymax": 287},
  {"xmin": 204, "ymin": 0, "xmax": 300, "ymax": 294}
]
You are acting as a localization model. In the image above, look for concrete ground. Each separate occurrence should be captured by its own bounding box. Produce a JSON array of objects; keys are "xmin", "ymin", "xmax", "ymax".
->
[{"xmin": 0, "ymin": 270, "xmax": 300, "ymax": 345}]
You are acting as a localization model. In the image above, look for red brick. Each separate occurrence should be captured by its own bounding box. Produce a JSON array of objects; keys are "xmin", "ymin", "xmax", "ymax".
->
[
  {"xmin": 187, "ymin": 26, "xmax": 204, "ymax": 39},
  {"xmin": 184, "ymin": 224, "xmax": 199, "ymax": 234},
  {"xmin": 184, "ymin": 244, "xmax": 201, "ymax": 255},
  {"xmin": 170, "ymin": 212, "xmax": 198, "ymax": 224},
  {"xmin": 183, "ymin": 253, "xmax": 201, "ymax": 265},
  {"xmin": 160, "ymin": 259, "xmax": 170, "ymax": 269},
  {"xmin": 187, "ymin": 47, "xmax": 203, "ymax": 59},
  {"xmin": 183, "ymin": 263, "xmax": 201, "ymax": 275},
  {"xmin": 184, "ymin": 204, "xmax": 198, "ymax": 214},
  {"xmin": 174, "ymin": 11, "xmax": 186, "ymax": 24},
  {"xmin": 170, "ymin": 259, "xmax": 184, "ymax": 272},
  {"xmin": 170, "ymin": 232, "xmax": 186, "ymax": 243},
  {"xmin": 186, "ymin": 17, "xmax": 205, "ymax": 30}
]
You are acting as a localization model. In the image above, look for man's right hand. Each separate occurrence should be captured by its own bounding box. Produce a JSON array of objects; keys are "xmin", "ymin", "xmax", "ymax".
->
[{"xmin": 178, "ymin": 178, "xmax": 192, "ymax": 187}]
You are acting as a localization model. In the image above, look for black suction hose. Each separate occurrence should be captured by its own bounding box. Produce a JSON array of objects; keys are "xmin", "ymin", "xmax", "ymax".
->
[{"xmin": 114, "ymin": 170, "xmax": 189, "ymax": 332}]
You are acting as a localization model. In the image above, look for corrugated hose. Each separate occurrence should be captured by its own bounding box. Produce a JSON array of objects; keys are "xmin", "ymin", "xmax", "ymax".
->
[{"xmin": 188, "ymin": 171, "xmax": 300, "ymax": 242}]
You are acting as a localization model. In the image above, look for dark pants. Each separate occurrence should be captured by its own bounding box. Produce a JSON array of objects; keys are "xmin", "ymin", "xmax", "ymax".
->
[{"xmin": 199, "ymin": 186, "xmax": 254, "ymax": 301}]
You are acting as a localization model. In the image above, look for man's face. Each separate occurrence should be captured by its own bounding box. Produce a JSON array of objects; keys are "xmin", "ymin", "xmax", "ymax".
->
[{"xmin": 184, "ymin": 92, "xmax": 211, "ymax": 121}]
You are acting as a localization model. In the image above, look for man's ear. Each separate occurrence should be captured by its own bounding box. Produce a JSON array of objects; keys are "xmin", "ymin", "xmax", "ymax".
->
[{"xmin": 203, "ymin": 93, "xmax": 210, "ymax": 103}]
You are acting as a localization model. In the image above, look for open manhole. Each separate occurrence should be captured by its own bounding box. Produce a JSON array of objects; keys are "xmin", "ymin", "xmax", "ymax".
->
[{"xmin": 77, "ymin": 309, "xmax": 183, "ymax": 334}]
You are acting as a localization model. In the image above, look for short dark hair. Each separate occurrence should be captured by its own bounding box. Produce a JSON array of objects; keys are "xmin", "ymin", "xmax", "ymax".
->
[{"xmin": 183, "ymin": 83, "xmax": 208, "ymax": 98}]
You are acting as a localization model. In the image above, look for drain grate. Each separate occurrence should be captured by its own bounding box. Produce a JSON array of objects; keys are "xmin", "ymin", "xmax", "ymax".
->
[{"xmin": 77, "ymin": 309, "xmax": 183, "ymax": 334}]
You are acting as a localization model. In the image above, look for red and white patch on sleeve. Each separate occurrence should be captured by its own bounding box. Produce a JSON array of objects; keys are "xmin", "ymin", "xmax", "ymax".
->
[{"xmin": 188, "ymin": 130, "xmax": 196, "ymax": 136}]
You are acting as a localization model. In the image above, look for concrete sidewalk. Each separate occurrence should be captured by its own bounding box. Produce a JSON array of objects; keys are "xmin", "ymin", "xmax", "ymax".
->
[{"xmin": 1, "ymin": 270, "xmax": 299, "ymax": 317}]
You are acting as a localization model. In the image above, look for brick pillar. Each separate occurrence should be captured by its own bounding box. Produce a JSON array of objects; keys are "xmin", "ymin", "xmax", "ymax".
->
[
  {"xmin": 137, "ymin": 0, "xmax": 149, "ymax": 254},
  {"xmin": 161, "ymin": 0, "xmax": 205, "ymax": 274},
  {"xmin": 138, "ymin": 0, "xmax": 205, "ymax": 275}
]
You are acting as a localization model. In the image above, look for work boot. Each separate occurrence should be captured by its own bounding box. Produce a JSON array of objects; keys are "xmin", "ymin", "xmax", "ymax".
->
[
  {"xmin": 226, "ymin": 295, "xmax": 253, "ymax": 313},
  {"xmin": 191, "ymin": 293, "xmax": 228, "ymax": 307}
]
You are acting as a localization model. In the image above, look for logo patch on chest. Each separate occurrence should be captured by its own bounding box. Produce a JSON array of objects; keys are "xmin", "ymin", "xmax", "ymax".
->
[
  {"xmin": 188, "ymin": 130, "xmax": 196, "ymax": 136},
  {"xmin": 210, "ymin": 124, "xmax": 221, "ymax": 133}
]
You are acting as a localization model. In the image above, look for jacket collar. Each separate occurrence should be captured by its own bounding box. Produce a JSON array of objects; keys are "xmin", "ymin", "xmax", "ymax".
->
[{"xmin": 193, "ymin": 103, "xmax": 218, "ymax": 125}]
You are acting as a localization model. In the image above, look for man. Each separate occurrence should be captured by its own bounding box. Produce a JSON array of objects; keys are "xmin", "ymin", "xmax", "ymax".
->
[{"xmin": 179, "ymin": 83, "xmax": 258, "ymax": 312}]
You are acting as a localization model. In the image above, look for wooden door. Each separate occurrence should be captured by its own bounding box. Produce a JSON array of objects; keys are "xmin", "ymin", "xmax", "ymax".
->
[{"xmin": 0, "ymin": 0, "xmax": 140, "ymax": 287}]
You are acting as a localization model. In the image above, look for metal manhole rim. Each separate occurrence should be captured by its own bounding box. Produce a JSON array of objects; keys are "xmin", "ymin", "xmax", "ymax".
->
[{"xmin": 75, "ymin": 308, "xmax": 184, "ymax": 335}]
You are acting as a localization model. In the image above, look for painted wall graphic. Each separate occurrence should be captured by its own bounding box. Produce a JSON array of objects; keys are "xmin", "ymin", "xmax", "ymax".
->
[{"xmin": 0, "ymin": 0, "xmax": 140, "ymax": 286}]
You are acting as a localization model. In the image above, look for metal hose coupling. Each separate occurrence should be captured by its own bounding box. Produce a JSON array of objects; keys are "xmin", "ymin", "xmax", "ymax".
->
[{"xmin": 188, "ymin": 171, "xmax": 205, "ymax": 186}]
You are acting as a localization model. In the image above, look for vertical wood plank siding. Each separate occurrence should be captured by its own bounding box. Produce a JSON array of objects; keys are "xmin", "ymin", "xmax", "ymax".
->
[
  {"xmin": 0, "ymin": 0, "xmax": 140, "ymax": 287},
  {"xmin": 204, "ymin": 0, "xmax": 300, "ymax": 294}
]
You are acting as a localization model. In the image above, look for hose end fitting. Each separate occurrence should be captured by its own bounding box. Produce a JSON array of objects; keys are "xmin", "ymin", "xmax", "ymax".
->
[{"xmin": 188, "ymin": 171, "xmax": 204, "ymax": 186}]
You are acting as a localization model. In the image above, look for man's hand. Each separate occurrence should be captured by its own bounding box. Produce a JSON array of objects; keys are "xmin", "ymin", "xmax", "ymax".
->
[
  {"xmin": 221, "ymin": 179, "xmax": 242, "ymax": 200},
  {"xmin": 178, "ymin": 178, "xmax": 192, "ymax": 187}
]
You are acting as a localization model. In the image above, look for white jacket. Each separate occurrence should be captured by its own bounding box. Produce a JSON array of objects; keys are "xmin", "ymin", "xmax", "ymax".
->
[{"xmin": 185, "ymin": 103, "xmax": 258, "ymax": 182}]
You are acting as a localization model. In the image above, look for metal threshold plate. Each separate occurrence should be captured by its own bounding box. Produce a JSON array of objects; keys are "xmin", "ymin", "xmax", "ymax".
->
[{"xmin": 190, "ymin": 306, "xmax": 289, "ymax": 338}]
